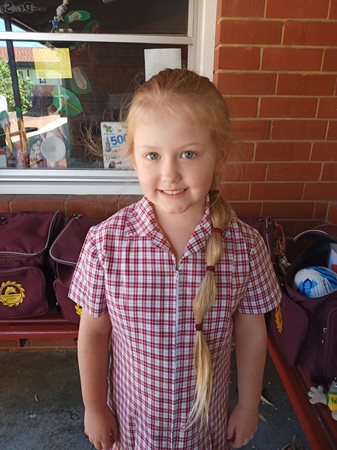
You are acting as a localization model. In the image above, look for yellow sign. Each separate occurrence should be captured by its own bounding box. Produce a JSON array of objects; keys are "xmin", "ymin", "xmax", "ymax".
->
[
  {"xmin": 33, "ymin": 47, "xmax": 72, "ymax": 79},
  {"xmin": 0, "ymin": 280, "xmax": 25, "ymax": 307}
]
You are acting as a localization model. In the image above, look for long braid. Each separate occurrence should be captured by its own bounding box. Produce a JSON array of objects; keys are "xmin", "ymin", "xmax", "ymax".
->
[{"xmin": 188, "ymin": 191, "xmax": 233, "ymax": 426}]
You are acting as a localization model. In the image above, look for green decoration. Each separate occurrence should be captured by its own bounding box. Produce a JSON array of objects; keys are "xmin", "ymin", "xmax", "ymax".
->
[
  {"xmin": 70, "ymin": 66, "xmax": 92, "ymax": 94},
  {"xmin": 82, "ymin": 20, "xmax": 100, "ymax": 33},
  {"xmin": 64, "ymin": 10, "xmax": 92, "ymax": 24},
  {"xmin": 52, "ymin": 86, "xmax": 83, "ymax": 116}
]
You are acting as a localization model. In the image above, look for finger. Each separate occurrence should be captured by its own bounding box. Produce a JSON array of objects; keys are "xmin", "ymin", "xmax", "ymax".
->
[
  {"xmin": 101, "ymin": 435, "xmax": 115, "ymax": 450},
  {"xmin": 228, "ymin": 435, "xmax": 242, "ymax": 449},
  {"xmin": 227, "ymin": 425, "xmax": 234, "ymax": 441}
]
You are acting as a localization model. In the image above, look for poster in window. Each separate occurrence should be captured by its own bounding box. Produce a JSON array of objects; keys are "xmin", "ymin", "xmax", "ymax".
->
[{"xmin": 100, "ymin": 122, "xmax": 132, "ymax": 169}]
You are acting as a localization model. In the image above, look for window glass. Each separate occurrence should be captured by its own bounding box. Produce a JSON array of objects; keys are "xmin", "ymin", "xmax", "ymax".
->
[
  {"xmin": 2, "ymin": 0, "xmax": 189, "ymax": 35},
  {"xmin": 1, "ymin": 41, "xmax": 187, "ymax": 169}
]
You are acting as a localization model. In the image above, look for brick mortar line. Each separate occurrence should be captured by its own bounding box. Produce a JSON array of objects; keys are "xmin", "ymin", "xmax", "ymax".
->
[
  {"xmin": 216, "ymin": 69, "xmax": 337, "ymax": 74},
  {"xmin": 315, "ymin": 98, "xmax": 321, "ymax": 119},
  {"xmin": 221, "ymin": 181, "xmax": 337, "ymax": 183},
  {"xmin": 231, "ymin": 118, "xmax": 331, "ymax": 121},
  {"xmin": 231, "ymin": 139, "xmax": 337, "ymax": 143},
  {"xmin": 225, "ymin": 161, "xmax": 324, "ymax": 165},
  {"xmin": 281, "ymin": 19, "xmax": 286, "ymax": 45},
  {"xmin": 318, "ymin": 161, "xmax": 324, "ymax": 182},
  {"xmin": 328, "ymin": 0, "xmax": 333, "ymax": 18},
  {"xmin": 217, "ymin": 44, "xmax": 331, "ymax": 50},
  {"xmin": 218, "ymin": 17, "xmax": 337, "ymax": 23},
  {"xmin": 224, "ymin": 95, "xmax": 323, "ymax": 99}
]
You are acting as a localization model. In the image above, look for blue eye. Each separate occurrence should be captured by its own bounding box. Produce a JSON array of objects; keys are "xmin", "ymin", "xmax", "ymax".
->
[
  {"xmin": 146, "ymin": 152, "xmax": 160, "ymax": 160},
  {"xmin": 181, "ymin": 151, "xmax": 196, "ymax": 159}
]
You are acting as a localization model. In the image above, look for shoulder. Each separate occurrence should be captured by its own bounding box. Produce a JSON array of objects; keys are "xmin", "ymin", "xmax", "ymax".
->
[{"xmin": 226, "ymin": 216, "xmax": 262, "ymax": 253}]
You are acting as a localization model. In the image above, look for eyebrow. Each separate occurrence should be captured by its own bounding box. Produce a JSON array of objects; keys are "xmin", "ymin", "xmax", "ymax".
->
[{"xmin": 138, "ymin": 142, "xmax": 203, "ymax": 150}]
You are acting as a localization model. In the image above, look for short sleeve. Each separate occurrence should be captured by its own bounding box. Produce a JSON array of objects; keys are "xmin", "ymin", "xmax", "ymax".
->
[
  {"xmin": 68, "ymin": 227, "xmax": 107, "ymax": 318},
  {"xmin": 238, "ymin": 230, "xmax": 282, "ymax": 314}
]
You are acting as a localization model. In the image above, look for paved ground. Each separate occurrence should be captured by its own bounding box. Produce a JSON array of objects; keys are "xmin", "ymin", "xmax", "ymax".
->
[{"xmin": 0, "ymin": 350, "xmax": 309, "ymax": 450}]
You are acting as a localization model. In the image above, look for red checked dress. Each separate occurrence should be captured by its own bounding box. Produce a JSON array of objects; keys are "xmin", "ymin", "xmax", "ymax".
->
[{"xmin": 69, "ymin": 196, "xmax": 281, "ymax": 450}]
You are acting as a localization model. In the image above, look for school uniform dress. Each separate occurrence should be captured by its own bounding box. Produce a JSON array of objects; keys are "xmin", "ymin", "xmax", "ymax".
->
[{"xmin": 69, "ymin": 196, "xmax": 281, "ymax": 450}]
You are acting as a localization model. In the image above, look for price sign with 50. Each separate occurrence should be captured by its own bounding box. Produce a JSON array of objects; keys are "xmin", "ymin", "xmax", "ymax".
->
[{"xmin": 109, "ymin": 133, "xmax": 126, "ymax": 146}]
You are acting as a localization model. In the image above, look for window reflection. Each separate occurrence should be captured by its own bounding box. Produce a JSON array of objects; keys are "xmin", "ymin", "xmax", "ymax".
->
[
  {"xmin": 0, "ymin": 41, "xmax": 187, "ymax": 169},
  {"xmin": 3, "ymin": 0, "xmax": 189, "ymax": 35}
]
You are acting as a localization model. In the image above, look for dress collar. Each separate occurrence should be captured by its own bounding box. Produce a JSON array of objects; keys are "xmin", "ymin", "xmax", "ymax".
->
[{"xmin": 128, "ymin": 196, "xmax": 213, "ymax": 253}]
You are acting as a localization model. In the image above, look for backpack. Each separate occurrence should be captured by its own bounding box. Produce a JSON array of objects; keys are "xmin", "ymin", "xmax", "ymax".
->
[
  {"xmin": 0, "ymin": 211, "xmax": 63, "ymax": 318},
  {"xmin": 268, "ymin": 224, "xmax": 337, "ymax": 386},
  {"xmin": 49, "ymin": 214, "xmax": 102, "ymax": 323},
  {"xmin": 244, "ymin": 216, "xmax": 287, "ymax": 277}
]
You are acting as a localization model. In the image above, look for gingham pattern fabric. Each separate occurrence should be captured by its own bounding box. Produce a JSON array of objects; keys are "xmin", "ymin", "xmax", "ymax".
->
[{"xmin": 69, "ymin": 197, "xmax": 281, "ymax": 450}]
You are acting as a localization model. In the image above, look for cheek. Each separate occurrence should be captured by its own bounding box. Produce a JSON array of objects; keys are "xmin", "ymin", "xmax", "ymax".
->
[{"xmin": 135, "ymin": 166, "xmax": 155, "ymax": 187}]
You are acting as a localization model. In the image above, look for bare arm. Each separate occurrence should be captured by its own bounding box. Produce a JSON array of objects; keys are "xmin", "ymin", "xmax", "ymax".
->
[
  {"xmin": 227, "ymin": 312, "xmax": 267, "ymax": 448},
  {"xmin": 77, "ymin": 309, "xmax": 118, "ymax": 450}
]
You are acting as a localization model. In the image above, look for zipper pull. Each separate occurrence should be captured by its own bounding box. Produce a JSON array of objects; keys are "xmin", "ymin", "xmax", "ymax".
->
[{"xmin": 322, "ymin": 327, "xmax": 327, "ymax": 344}]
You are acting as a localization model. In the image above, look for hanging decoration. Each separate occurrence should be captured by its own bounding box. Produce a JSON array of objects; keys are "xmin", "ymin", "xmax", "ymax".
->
[
  {"xmin": 51, "ymin": 0, "xmax": 71, "ymax": 32},
  {"xmin": 64, "ymin": 9, "xmax": 91, "ymax": 25},
  {"xmin": 51, "ymin": 86, "xmax": 83, "ymax": 116}
]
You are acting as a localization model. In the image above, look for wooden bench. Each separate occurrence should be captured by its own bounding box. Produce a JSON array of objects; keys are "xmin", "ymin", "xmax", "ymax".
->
[
  {"xmin": 0, "ymin": 311, "xmax": 78, "ymax": 346},
  {"xmin": 268, "ymin": 334, "xmax": 337, "ymax": 450},
  {"xmin": 0, "ymin": 314, "xmax": 336, "ymax": 449}
]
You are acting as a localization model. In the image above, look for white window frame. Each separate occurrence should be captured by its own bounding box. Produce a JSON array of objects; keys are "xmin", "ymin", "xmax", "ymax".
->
[{"xmin": 0, "ymin": 0, "xmax": 216, "ymax": 195}]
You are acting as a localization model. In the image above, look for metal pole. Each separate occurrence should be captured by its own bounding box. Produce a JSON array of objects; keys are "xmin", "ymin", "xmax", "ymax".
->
[
  {"xmin": 4, "ymin": 17, "xmax": 28, "ymax": 167},
  {"xmin": 4, "ymin": 17, "xmax": 22, "ymax": 120}
]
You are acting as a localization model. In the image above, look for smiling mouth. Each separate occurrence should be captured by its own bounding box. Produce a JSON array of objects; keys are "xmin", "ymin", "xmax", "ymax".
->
[{"xmin": 160, "ymin": 188, "xmax": 187, "ymax": 195}]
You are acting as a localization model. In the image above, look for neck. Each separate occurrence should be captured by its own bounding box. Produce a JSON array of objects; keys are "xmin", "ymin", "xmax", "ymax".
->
[
  {"xmin": 155, "ymin": 205, "xmax": 205, "ymax": 235},
  {"xmin": 154, "ymin": 207, "xmax": 206, "ymax": 262}
]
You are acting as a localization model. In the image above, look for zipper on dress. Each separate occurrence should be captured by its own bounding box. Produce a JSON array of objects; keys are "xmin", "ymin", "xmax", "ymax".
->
[
  {"xmin": 171, "ymin": 267, "xmax": 180, "ymax": 447},
  {"xmin": 175, "ymin": 269, "xmax": 180, "ymax": 329},
  {"xmin": 175, "ymin": 269, "xmax": 180, "ymax": 282}
]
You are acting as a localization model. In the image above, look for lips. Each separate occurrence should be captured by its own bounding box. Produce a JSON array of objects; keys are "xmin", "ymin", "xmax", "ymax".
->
[{"xmin": 160, "ymin": 188, "xmax": 187, "ymax": 195}]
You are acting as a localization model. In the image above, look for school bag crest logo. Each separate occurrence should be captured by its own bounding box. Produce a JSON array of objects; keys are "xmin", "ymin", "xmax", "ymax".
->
[
  {"xmin": 75, "ymin": 303, "xmax": 82, "ymax": 317},
  {"xmin": 0, "ymin": 280, "xmax": 25, "ymax": 307}
]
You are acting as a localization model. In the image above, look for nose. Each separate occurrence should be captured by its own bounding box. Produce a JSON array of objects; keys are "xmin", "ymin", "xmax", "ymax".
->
[{"xmin": 160, "ymin": 157, "xmax": 181, "ymax": 184}]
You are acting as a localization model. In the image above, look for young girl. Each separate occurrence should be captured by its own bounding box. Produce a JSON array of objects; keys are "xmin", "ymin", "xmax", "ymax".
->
[{"xmin": 69, "ymin": 68, "xmax": 281, "ymax": 450}]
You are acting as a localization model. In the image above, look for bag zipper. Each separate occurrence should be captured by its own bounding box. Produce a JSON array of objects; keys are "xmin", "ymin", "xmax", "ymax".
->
[
  {"xmin": 49, "ymin": 215, "xmax": 82, "ymax": 266},
  {"xmin": 0, "ymin": 211, "xmax": 60, "ymax": 258},
  {"xmin": 322, "ymin": 306, "xmax": 337, "ymax": 380}
]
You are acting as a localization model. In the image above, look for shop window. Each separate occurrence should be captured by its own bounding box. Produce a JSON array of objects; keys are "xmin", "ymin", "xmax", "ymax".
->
[{"xmin": 0, "ymin": 0, "xmax": 216, "ymax": 194}]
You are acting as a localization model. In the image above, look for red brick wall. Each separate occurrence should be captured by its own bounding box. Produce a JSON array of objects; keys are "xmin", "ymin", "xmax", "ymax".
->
[
  {"xmin": 214, "ymin": 0, "xmax": 337, "ymax": 242},
  {"xmin": 327, "ymin": 203, "xmax": 337, "ymax": 224},
  {"xmin": 0, "ymin": 194, "xmax": 141, "ymax": 219}
]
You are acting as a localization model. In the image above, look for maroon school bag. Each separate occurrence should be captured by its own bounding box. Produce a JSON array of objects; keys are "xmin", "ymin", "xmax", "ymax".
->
[
  {"xmin": 49, "ymin": 214, "xmax": 102, "ymax": 323},
  {"xmin": 0, "ymin": 211, "xmax": 63, "ymax": 318},
  {"xmin": 268, "ymin": 224, "xmax": 337, "ymax": 386},
  {"xmin": 243, "ymin": 216, "xmax": 286, "ymax": 276}
]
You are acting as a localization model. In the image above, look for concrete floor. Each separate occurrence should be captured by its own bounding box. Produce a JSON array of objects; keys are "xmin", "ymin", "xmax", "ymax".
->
[{"xmin": 0, "ymin": 351, "xmax": 309, "ymax": 450}]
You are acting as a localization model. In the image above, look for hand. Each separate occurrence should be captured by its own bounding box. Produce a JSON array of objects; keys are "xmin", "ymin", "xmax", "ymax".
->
[
  {"xmin": 84, "ymin": 405, "xmax": 119, "ymax": 450},
  {"xmin": 227, "ymin": 403, "xmax": 259, "ymax": 448}
]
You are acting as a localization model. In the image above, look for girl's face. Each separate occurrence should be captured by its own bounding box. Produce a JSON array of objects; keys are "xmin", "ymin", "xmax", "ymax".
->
[{"xmin": 132, "ymin": 109, "xmax": 219, "ymax": 224}]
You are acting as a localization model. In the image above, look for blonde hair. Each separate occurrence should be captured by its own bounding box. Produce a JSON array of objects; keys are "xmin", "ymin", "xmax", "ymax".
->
[{"xmin": 125, "ymin": 69, "xmax": 233, "ymax": 426}]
